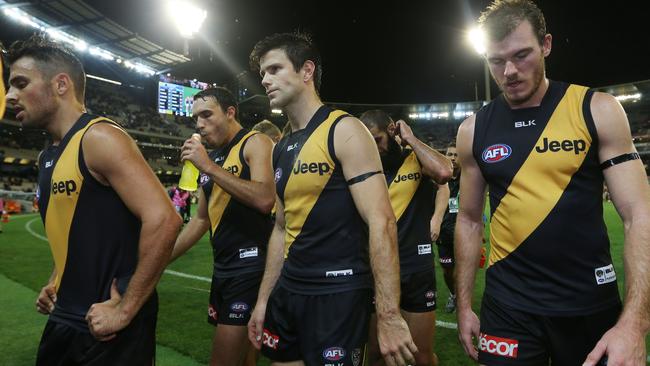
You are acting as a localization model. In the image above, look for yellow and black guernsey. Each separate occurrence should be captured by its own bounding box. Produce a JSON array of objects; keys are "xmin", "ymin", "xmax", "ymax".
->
[
  {"xmin": 273, "ymin": 106, "xmax": 371, "ymax": 294},
  {"xmin": 200, "ymin": 129, "xmax": 272, "ymax": 277},
  {"xmin": 384, "ymin": 149, "xmax": 435, "ymax": 275},
  {"xmin": 473, "ymin": 80, "xmax": 620, "ymax": 316},
  {"xmin": 37, "ymin": 113, "xmax": 150, "ymax": 332}
]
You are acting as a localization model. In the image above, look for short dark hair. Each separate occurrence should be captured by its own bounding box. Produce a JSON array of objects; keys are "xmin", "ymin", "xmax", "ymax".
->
[
  {"xmin": 478, "ymin": 0, "xmax": 547, "ymax": 45},
  {"xmin": 193, "ymin": 86, "xmax": 238, "ymax": 119},
  {"xmin": 249, "ymin": 32, "xmax": 322, "ymax": 92},
  {"xmin": 6, "ymin": 33, "xmax": 86, "ymax": 103},
  {"xmin": 359, "ymin": 109, "xmax": 394, "ymax": 131},
  {"xmin": 252, "ymin": 119, "xmax": 281, "ymax": 137}
]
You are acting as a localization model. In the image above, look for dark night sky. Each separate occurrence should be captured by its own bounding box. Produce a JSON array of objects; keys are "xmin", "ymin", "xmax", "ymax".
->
[{"xmin": 6, "ymin": 0, "xmax": 650, "ymax": 104}]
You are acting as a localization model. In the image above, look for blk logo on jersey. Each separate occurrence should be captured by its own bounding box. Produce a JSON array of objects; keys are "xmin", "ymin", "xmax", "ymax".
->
[
  {"xmin": 45, "ymin": 160, "xmax": 54, "ymax": 168},
  {"xmin": 323, "ymin": 347, "xmax": 346, "ymax": 361},
  {"xmin": 535, "ymin": 137, "xmax": 586, "ymax": 155},
  {"xmin": 293, "ymin": 160, "xmax": 331, "ymax": 176},
  {"xmin": 514, "ymin": 120, "xmax": 536, "ymax": 128},
  {"xmin": 482, "ymin": 144, "xmax": 512, "ymax": 163},
  {"xmin": 479, "ymin": 333, "xmax": 519, "ymax": 358},
  {"xmin": 51, "ymin": 179, "xmax": 78, "ymax": 196}
]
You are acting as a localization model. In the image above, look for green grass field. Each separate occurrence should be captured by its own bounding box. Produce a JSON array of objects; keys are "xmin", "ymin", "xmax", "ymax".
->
[{"xmin": 0, "ymin": 203, "xmax": 648, "ymax": 365}]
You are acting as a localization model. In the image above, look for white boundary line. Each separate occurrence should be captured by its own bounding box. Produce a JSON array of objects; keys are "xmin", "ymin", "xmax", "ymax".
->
[{"xmin": 23, "ymin": 217, "xmax": 650, "ymax": 365}]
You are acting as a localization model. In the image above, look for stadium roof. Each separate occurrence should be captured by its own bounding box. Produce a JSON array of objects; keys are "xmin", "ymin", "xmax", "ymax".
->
[{"xmin": 0, "ymin": 0, "xmax": 190, "ymax": 73}]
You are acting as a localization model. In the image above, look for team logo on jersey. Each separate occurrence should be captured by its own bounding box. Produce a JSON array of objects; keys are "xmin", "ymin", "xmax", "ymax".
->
[
  {"xmin": 535, "ymin": 137, "xmax": 586, "ymax": 154},
  {"xmin": 482, "ymin": 144, "xmax": 512, "ymax": 163},
  {"xmin": 594, "ymin": 264, "xmax": 616, "ymax": 285},
  {"xmin": 323, "ymin": 347, "xmax": 346, "ymax": 361},
  {"xmin": 274, "ymin": 168, "xmax": 282, "ymax": 183},
  {"xmin": 479, "ymin": 333, "xmax": 519, "ymax": 358},
  {"xmin": 352, "ymin": 348, "xmax": 361, "ymax": 366},
  {"xmin": 199, "ymin": 173, "xmax": 210, "ymax": 186}
]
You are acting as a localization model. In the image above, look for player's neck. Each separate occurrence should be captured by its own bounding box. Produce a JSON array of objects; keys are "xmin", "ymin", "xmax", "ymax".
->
[
  {"xmin": 49, "ymin": 103, "xmax": 84, "ymax": 145},
  {"xmin": 507, "ymin": 77, "xmax": 549, "ymax": 110},
  {"xmin": 219, "ymin": 121, "xmax": 243, "ymax": 149},
  {"xmin": 285, "ymin": 91, "xmax": 323, "ymax": 132}
]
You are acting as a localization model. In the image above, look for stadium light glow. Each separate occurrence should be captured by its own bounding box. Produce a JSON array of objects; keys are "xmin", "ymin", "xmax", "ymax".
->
[
  {"xmin": 165, "ymin": 0, "xmax": 207, "ymax": 39},
  {"xmin": 86, "ymin": 74, "xmax": 122, "ymax": 86},
  {"xmin": 468, "ymin": 27, "xmax": 486, "ymax": 55},
  {"xmin": 615, "ymin": 93, "xmax": 642, "ymax": 102},
  {"xmin": 1, "ymin": 6, "xmax": 159, "ymax": 77}
]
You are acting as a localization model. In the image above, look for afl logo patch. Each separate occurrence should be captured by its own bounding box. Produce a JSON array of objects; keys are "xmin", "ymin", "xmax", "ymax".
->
[
  {"xmin": 274, "ymin": 168, "xmax": 282, "ymax": 183},
  {"xmin": 482, "ymin": 144, "xmax": 512, "ymax": 163},
  {"xmin": 199, "ymin": 173, "xmax": 210, "ymax": 186}
]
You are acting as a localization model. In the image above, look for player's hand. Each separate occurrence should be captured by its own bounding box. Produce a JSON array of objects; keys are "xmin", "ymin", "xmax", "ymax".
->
[
  {"xmin": 180, "ymin": 134, "xmax": 211, "ymax": 172},
  {"xmin": 85, "ymin": 280, "xmax": 129, "ymax": 342},
  {"xmin": 376, "ymin": 313, "xmax": 418, "ymax": 366},
  {"xmin": 430, "ymin": 216, "xmax": 442, "ymax": 242},
  {"xmin": 395, "ymin": 120, "xmax": 415, "ymax": 147},
  {"xmin": 457, "ymin": 307, "xmax": 480, "ymax": 361},
  {"xmin": 582, "ymin": 322, "xmax": 647, "ymax": 366},
  {"xmin": 248, "ymin": 301, "xmax": 266, "ymax": 350},
  {"xmin": 36, "ymin": 282, "xmax": 57, "ymax": 314}
]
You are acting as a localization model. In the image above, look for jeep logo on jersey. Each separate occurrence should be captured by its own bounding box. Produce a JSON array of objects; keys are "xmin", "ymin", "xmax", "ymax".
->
[
  {"xmin": 479, "ymin": 333, "xmax": 519, "ymax": 358},
  {"xmin": 535, "ymin": 137, "xmax": 586, "ymax": 154},
  {"xmin": 293, "ymin": 160, "xmax": 331, "ymax": 176},
  {"xmin": 51, "ymin": 179, "xmax": 77, "ymax": 196},
  {"xmin": 230, "ymin": 302, "xmax": 249, "ymax": 313},
  {"xmin": 393, "ymin": 172, "xmax": 421, "ymax": 183},
  {"xmin": 482, "ymin": 144, "xmax": 512, "ymax": 163},
  {"xmin": 323, "ymin": 347, "xmax": 346, "ymax": 361},
  {"xmin": 225, "ymin": 165, "xmax": 240, "ymax": 175}
]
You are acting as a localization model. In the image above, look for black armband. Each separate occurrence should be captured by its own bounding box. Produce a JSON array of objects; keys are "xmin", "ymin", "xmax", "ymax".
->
[
  {"xmin": 347, "ymin": 171, "xmax": 383, "ymax": 185},
  {"xmin": 599, "ymin": 152, "xmax": 640, "ymax": 170}
]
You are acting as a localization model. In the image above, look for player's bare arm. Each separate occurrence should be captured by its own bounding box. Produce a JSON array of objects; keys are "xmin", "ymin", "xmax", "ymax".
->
[
  {"xmin": 82, "ymin": 123, "xmax": 182, "ymax": 340},
  {"xmin": 181, "ymin": 133, "xmax": 275, "ymax": 214},
  {"xmin": 454, "ymin": 115, "xmax": 487, "ymax": 362},
  {"xmin": 170, "ymin": 189, "xmax": 211, "ymax": 262},
  {"xmin": 583, "ymin": 92, "xmax": 650, "ymax": 366},
  {"xmin": 395, "ymin": 119, "xmax": 452, "ymax": 184},
  {"xmin": 431, "ymin": 183, "xmax": 450, "ymax": 242},
  {"xmin": 335, "ymin": 116, "xmax": 417, "ymax": 366}
]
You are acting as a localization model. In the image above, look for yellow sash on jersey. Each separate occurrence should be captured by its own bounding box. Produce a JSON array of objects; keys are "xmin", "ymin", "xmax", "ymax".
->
[
  {"xmin": 207, "ymin": 130, "xmax": 258, "ymax": 237},
  {"xmin": 387, "ymin": 150, "xmax": 422, "ymax": 221}
]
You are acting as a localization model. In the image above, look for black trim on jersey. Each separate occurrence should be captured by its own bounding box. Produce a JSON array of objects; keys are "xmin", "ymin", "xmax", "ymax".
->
[
  {"xmin": 347, "ymin": 171, "xmax": 382, "ymax": 185},
  {"xmin": 38, "ymin": 114, "xmax": 95, "ymax": 222},
  {"xmin": 274, "ymin": 105, "xmax": 332, "ymax": 203},
  {"xmin": 327, "ymin": 112, "xmax": 351, "ymax": 167},
  {"xmin": 582, "ymin": 89, "xmax": 599, "ymax": 147},
  {"xmin": 600, "ymin": 152, "xmax": 640, "ymax": 170},
  {"xmin": 474, "ymin": 80, "xmax": 569, "ymax": 217}
]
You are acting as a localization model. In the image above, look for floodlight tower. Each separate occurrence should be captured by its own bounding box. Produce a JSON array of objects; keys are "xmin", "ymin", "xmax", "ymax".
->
[
  {"xmin": 165, "ymin": 0, "xmax": 207, "ymax": 55},
  {"xmin": 468, "ymin": 27, "xmax": 491, "ymax": 101}
]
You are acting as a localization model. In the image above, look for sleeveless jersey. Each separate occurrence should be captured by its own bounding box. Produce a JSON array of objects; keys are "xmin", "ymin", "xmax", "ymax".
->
[
  {"xmin": 473, "ymin": 80, "xmax": 620, "ymax": 316},
  {"xmin": 273, "ymin": 106, "xmax": 371, "ymax": 294},
  {"xmin": 385, "ymin": 149, "xmax": 435, "ymax": 275},
  {"xmin": 37, "ymin": 113, "xmax": 147, "ymax": 331},
  {"xmin": 200, "ymin": 129, "xmax": 271, "ymax": 277}
]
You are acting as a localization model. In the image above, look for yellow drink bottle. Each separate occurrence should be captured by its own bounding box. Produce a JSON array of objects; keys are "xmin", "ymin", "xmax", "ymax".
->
[{"xmin": 178, "ymin": 134, "xmax": 201, "ymax": 191}]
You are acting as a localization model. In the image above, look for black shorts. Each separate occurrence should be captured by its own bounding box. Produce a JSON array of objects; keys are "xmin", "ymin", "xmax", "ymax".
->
[
  {"xmin": 36, "ymin": 294, "xmax": 157, "ymax": 366},
  {"xmin": 478, "ymin": 293, "xmax": 621, "ymax": 365},
  {"xmin": 208, "ymin": 270, "xmax": 262, "ymax": 326},
  {"xmin": 436, "ymin": 228, "xmax": 454, "ymax": 268},
  {"xmin": 261, "ymin": 284, "xmax": 371, "ymax": 365},
  {"xmin": 400, "ymin": 268, "xmax": 437, "ymax": 313}
]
